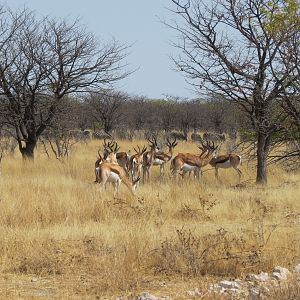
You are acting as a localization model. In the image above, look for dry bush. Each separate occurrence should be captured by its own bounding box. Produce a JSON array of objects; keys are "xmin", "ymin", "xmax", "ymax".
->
[
  {"xmin": 268, "ymin": 279, "xmax": 300, "ymax": 300},
  {"xmin": 150, "ymin": 227, "xmax": 268, "ymax": 278}
]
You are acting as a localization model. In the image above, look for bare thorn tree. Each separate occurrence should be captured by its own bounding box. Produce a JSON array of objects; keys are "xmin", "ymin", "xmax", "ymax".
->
[
  {"xmin": 0, "ymin": 5, "xmax": 130, "ymax": 159},
  {"xmin": 87, "ymin": 89, "xmax": 127, "ymax": 133},
  {"xmin": 167, "ymin": 0, "xmax": 300, "ymax": 184}
]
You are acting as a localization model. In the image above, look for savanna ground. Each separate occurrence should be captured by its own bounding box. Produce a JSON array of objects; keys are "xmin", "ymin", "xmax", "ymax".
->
[{"xmin": 0, "ymin": 140, "xmax": 299, "ymax": 299}]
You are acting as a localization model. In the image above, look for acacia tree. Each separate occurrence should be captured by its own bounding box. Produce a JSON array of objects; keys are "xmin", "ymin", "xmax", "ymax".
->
[
  {"xmin": 0, "ymin": 6, "xmax": 129, "ymax": 159},
  {"xmin": 168, "ymin": 0, "xmax": 300, "ymax": 183},
  {"xmin": 87, "ymin": 89, "xmax": 127, "ymax": 133}
]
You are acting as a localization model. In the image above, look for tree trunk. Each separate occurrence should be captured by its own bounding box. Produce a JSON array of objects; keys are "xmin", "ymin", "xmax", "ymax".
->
[
  {"xmin": 20, "ymin": 138, "xmax": 36, "ymax": 160},
  {"xmin": 256, "ymin": 132, "xmax": 269, "ymax": 184}
]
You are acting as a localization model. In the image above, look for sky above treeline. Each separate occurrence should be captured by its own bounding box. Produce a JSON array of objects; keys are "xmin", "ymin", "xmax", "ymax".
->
[{"xmin": 7, "ymin": 0, "xmax": 196, "ymax": 99}]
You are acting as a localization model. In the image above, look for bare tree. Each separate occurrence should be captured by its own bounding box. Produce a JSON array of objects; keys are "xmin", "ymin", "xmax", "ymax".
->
[
  {"xmin": 39, "ymin": 98, "xmax": 78, "ymax": 159},
  {"xmin": 167, "ymin": 0, "xmax": 300, "ymax": 184},
  {"xmin": 0, "ymin": 6, "xmax": 130, "ymax": 159},
  {"xmin": 87, "ymin": 89, "xmax": 127, "ymax": 133}
]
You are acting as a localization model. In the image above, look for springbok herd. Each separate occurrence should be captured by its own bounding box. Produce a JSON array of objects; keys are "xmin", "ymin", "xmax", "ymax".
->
[{"xmin": 94, "ymin": 136, "xmax": 242, "ymax": 195}]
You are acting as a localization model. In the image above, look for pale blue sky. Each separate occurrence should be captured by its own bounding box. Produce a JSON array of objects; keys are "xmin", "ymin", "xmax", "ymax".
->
[{"xmin": 7, "ymin": 0, "xmax": 194, "ymax": 99}]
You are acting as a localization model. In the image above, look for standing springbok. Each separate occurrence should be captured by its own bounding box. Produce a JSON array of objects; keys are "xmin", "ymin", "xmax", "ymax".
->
[
  {"xmin": 96, "ymin": 161, "xmax": 140, "ymax": 195},
  {"xmin": 152, "ymin": 137, "xmax": 178, "ymax": 178},
  {"xmin": 171, "ymin": 140, "xmax": 218, "ymax": 179},
  {"xmin": 128, "ymin": 145, "xmax": 147, "ymax": 181},
  {"xmin": 142, "ymin": 136, "xmax": 159, "ymax": 183},
  {"xmin": 94, "ymin": 139, "xmax": 119, "ymax": 182},
  {"xmin": 209, "ymin": 154, "xmax": 242, "ymax": 181},
  {"xmin": 102, "ymin": 138, "xmax": 130, "ymax": 174}
]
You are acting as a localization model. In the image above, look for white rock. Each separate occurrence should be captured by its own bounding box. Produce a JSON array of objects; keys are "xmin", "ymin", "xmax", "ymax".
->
[
  {"xmin": 137, "ymin": 292, "xmax": 160, "ymax": 300},
  {"xmin": 186, "ymin": 288, "xmax": 202, "ymax": 297},
  {"xmin": 219, "ymin": 280, "xmax": 241, "ymax": 290},
  {"xmin": 294, "ymin": 264, "xmax": 300, "ymax": 273},
  {"xmin": 246, "ymin": 272, "xmax": 269, "ymax": 282},
  {"xmin": 186, "ymin": 290, "xmax": 196, "ymax": 297},
  {"xmin": 248, "ymin": 285, "xmax": 270, "ymax": 300},
  {"xmin": 272, "ymin": 266, "xmax": 290, "ymax": 280},
  {"xmin": 248, "ymin": 287, "xmax": 260, "ymax": 300}
]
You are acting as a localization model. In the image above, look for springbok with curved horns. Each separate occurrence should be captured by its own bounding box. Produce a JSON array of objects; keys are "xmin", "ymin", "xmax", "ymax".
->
[
  {"xmin": 142, "ymin": 135, "xmax": 160, "ymax": 183},
  {"xmin": 103, "ymin": 138, "xmax": 130, "ymax": 174},
  {"xmin": 171, "ymin": 140, "xmax": 218, "ymax": 179},
  {"xmin": 128, "ymin": 145, "xmax": 147, "ymax": 181},
  {"xmin": 95, "ymin": 139, "xmax": 122, "ymax": 181},
  {"xmin": 152, "ymin": 137, "xmax": 178, "ymax": 178}
]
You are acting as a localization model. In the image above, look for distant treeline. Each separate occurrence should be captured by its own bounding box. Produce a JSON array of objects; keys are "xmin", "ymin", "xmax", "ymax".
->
[{"xmin": 54, "ymin": 91, "xmax": 247, "ymax": 136}]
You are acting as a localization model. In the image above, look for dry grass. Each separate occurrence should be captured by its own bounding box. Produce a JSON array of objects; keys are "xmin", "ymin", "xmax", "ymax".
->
[{"xmin": 0, "ymin": 140, "xmax": 299, "ymax": 299}]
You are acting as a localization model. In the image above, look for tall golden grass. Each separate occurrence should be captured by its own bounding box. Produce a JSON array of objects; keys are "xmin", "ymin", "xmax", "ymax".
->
[{"xmin": 0, "ymin": 140, "xmax": 299, "ymax": 298}]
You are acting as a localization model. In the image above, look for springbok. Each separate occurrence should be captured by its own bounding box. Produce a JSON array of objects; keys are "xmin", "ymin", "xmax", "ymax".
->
[
  {"xmin": 128, "ymin": 145, "xmax": 147, "ymax": 181},
  {"xmin": 102, "ymin": 138, "xmax": 130, "ymax": 175},
  {"xmin": 96, "ymin": 160, "xmax": 140, "ymax": 195},
  {"xmin": 171, "ymin": 140, "xmax": 218, "ymax": 179},
  {"xmin": 152, "ymin": 137, "xmax": 178, "ymax": 178},
  {"xmin": 142, "ymin": 136, "xmax": 159, "ymax": 183},
  {"xmin": 94, "ymin": 139, "xmax": 119, "ymax": 182},
  {"xmin": 209, "ymin": 154, "xmax": 242, "ymax": 181}
]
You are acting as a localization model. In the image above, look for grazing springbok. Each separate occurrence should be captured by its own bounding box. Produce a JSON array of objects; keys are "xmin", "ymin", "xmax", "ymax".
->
[
  {"xmin": 96, "ymin": 160, "xmax": 140, "ymax": 195},
  {"xmin": 128, "ymin": 145, "xmax": 147, "ymax": 181},
  {"xmin": 209, "ymin": 154, "xmax": 242, "ymax": 181},
  {"xmin": 152, "ymin": 137, "xmax": 178, "ymax": 178},
  {"xmin": 142, "ymin": 136, "xmax": 159, "ymax": 183},
  {"xmin": 171, "ymin": 140, "xmax": 218, "ymax": 179}
]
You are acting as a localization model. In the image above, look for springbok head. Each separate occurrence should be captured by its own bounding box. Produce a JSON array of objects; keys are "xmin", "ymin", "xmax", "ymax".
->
[
  {"xmin": 147, "ymin": 135, "xmax": 159, "ymax": 152},
  {"xmin": 166, "ymin": 136, "xmax": 178, "ymax": 152},
  {"xmin": 103, "ymin": 138, "xmax": 120, "ymax": 163},
  {"xmin": 198, "ymin": 139, "xmax": 219, "ymax": 158},
  {"xmin": 133, "ymin": 145, "xmax": 147, "ymax": 163}
]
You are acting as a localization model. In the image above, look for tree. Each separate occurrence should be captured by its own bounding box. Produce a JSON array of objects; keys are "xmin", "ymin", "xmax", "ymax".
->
[
  {"xmin": 87, "ymin": 89, "xmax": 127, "ymax": 133},
  {"xmin": 0, "ymin": 5, "xmax": 129, "ymax": 159},
  {"xmin": 168, "ymin": 0, "xmax": 300, "ymax": 183}
]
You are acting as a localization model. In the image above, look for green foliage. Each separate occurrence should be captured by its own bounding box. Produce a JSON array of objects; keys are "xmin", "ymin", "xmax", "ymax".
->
[
  {"xmin": 261, "ymin": 0, "xmax": 300, "ymax": 35},
  {"xmin": 94, "ymin": 122, "xmax": 104, "ymax": 130}
]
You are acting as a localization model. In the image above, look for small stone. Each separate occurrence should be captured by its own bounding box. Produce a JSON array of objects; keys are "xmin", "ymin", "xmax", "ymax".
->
[
  {"xmin": 219, "ymin": 280, "xmax": 241, "ymax": 290},
  {"xmin": 248, "ymin": 287, "xmax": 260, "ymax": 300},
  {"xmin": 31, "ymin": 277, "xmax": 38, "ymax": 282},
  {"xmin": 186, "ymin": 288, "xmax": 202, "ymax": 297},
  {"xmin": 137, "ymin": 292, "xmax": 160, "ymax": 300},
  {"xmin": 246, "ymin": 272, "xmax": 269, "ymax": 282},
  {"xmin": 186, "ymin": 290, "xmax": 196, "ymax": 297},
  {"xmin": 294, "ymin": 264, "xmax": 300, "ymax": 273},
  {"xmin": 272, "ymin": 266, "xmax": 290, "ymax": 281}
]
